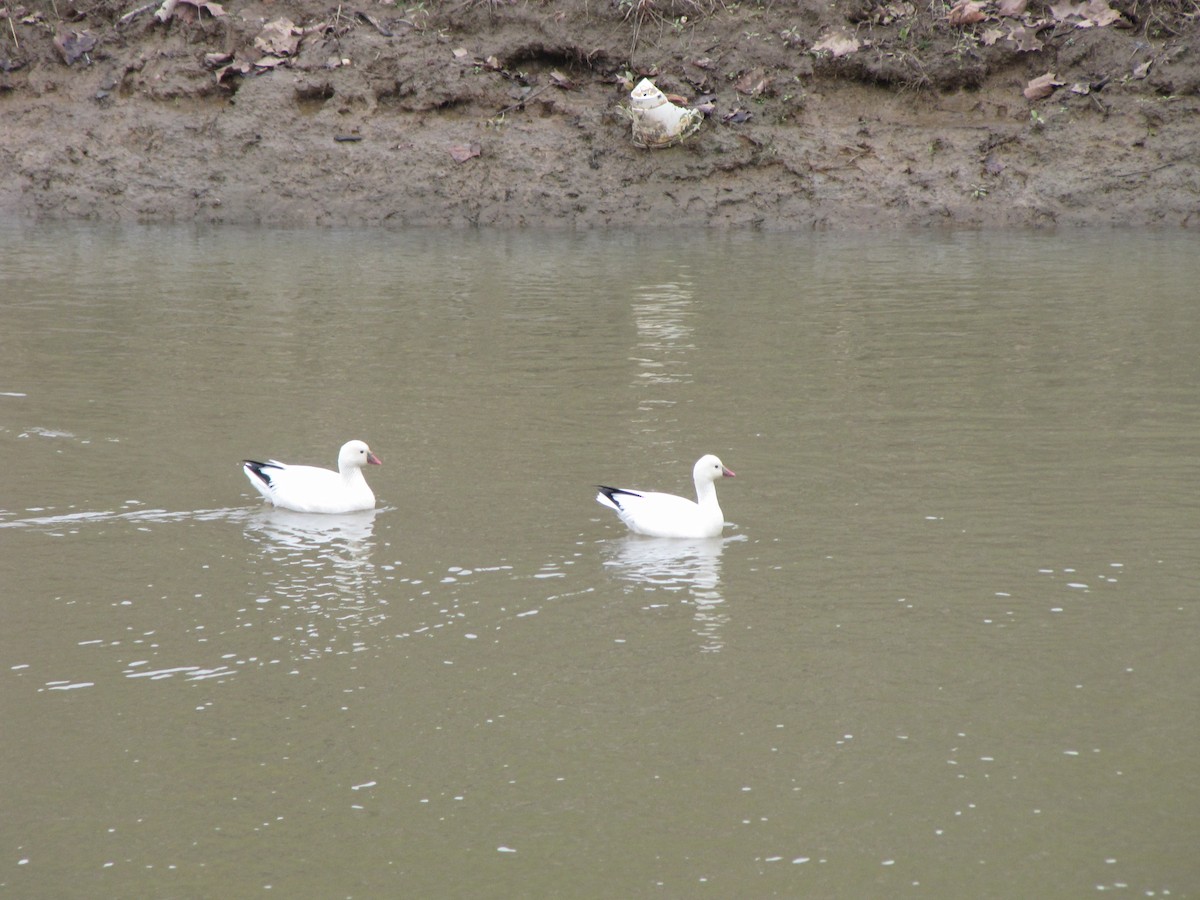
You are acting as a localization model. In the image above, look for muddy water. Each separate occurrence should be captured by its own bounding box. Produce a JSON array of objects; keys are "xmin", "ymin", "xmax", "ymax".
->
[{"xmin": 2, "ymin": 223, "xmax": 1197, "ymax": 898}]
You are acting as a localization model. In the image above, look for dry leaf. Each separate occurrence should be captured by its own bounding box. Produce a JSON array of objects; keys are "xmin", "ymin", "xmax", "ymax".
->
[
  {"xmin": 158, "ymin": 0, "xmax": 225, "ymax": 21},
  {"xmin": 1131, "ymin": 60, "xmax": 1152, "ymax": 79},
  {"xmin": 812, "ymin": 32, "xmax": 861, "ymax": 57},
  {"xmin": 448, "ymin": 142, "xmax": 481, "ymax": 163},
  {"xmin": 215, "ymin": 56, "xmax": 253, "ymax": 83},
  {"xmin": 997, "ymin": 0, "xmax": 1027, "ymax": 15},
  {"xmin": 947, "ymin": 0, "xmax": 986, "ymax": 25},
  {"xmin": 1008, "ymin": 25, "xmax": 1043, "ymax": 51},
  {"xmin": 735, "ymin": 69, "xmax": 770, "ymax": 96},
  {"xmin": 877, "ymin": 2, "xmax": 915, "ymax": 24},
  {"xmin": 1069, "ymin": 82, "xmax": 1090, "ymax": 94},
  {"xmin": 1049, "ymin": 0, "xmax": 1085, "ymax": 20},
  {"xmin": 53, "ymin": 27, "xmax": 97, "ymax": 65},
  {"xmin": 255, "ymin": 18, "xmax": 299, "ymax": 57},
  {"xmin": 981, "ymin": 26, "xmax": 1005, "ymax": 44},
  {"xmin": 1082, "ymin": 0, "xmax": 1121, "ymax": 25},
  {"xmin": 1023, "ymin": 71, "xmax": 1063, "ymax": 100}
]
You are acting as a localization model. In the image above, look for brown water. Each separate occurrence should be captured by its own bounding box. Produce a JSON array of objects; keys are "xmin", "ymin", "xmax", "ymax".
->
[{"xmin": 1, "ymin": 223, "xmax": 1197, "ymax": 898}]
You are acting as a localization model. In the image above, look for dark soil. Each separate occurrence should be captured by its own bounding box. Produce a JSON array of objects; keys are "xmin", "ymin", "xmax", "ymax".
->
[{"xmin": 1, "ymin": 0, "xmax": 1197, "ymax": 228}]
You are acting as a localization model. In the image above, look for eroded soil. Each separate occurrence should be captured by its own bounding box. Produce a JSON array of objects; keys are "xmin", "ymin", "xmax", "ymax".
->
[{"xmin": 1, "ymin": 0, "xmax": 1197, "ymax": 228}]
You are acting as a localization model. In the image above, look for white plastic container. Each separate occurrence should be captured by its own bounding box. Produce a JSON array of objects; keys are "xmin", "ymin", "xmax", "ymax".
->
[{"xmin": 626, "ymin": 78, "xmax": 702, "ymax": 148}]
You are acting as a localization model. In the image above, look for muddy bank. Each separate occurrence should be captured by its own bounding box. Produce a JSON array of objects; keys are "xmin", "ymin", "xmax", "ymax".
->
[{"xmin": 1, "ymin": 0, "xmax": 1197, "ymax": 229}]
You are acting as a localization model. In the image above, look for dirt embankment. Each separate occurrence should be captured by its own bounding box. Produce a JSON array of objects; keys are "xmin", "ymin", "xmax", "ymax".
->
[{"xmin": 1, "ymin": 0, "xmax": 1197, "ymax": 229}]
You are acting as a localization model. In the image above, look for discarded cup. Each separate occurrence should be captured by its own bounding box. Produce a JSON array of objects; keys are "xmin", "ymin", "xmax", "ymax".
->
[{"xmin": 625, "ymin": 78, "xmax": 702, "ymax": 149}]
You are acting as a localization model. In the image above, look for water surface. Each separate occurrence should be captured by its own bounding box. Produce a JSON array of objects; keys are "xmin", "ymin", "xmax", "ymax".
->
[{"xmin": 2, "ymin": 223, "xmax": 1197, "ymax": 897}]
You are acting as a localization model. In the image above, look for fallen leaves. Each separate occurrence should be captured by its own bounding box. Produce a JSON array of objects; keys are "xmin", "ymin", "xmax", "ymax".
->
[
  {"xmin": 1, "ymin": 8, "xmax": 45, "ymax": 26},
  {"xmin": 911, "ymin": 0, "xmax": 1132, "ymax": 104},
  {"xmin": 1056, "ymin": 0, "xmax": 1118, "ymax": 24},
  {"xmin": 734, "ymin": 69, "xmax": 771, "ymax": 96},
  {"xmin": 811, "ymin": 32, "xmax": 861, "ymax": 58},
  {"xmin": 154, "ymin": 0, "xmax": 225, "ymax": 25},
  {"xmin": 254, "ymin": 18, "xmax": 300, "ymax": 58},
  {"xmin": 1049, "ymin": 0, "xmax": 1124, "ymax": 26},
  {"xmin": 206, "ymin": 16, "xmax": 319, "ymax": 83},
  {"xmin": 1023, "ymin": 71, "xmax": 1063, "ymax": 100},
  {"xmin": 871, "ymin": 2, "xmax": 915, "ymax": 25},
  {"xmin": 938, "ymin": 0, "xmax": 1126, "ymax": 41},
  {"xmin": 1008, "ymin": 25, "xmax": 1044, "ymax": 52},
  {"xmin": 1082, "ymin": 0, "xmax": 1123, "ymax": 25},
  {"xmin": 448, "ymin": 142, "xmax": 481, "ymax": 163},
  {"xmin": 947, "ymin": 1, "xmax": 986, "ymax": 26},
  {"xmin": 980, "ymin": 26, "xmax": 1005, "ymax": 45},
  {"xmin": 209, "ymin": 54, "xmax": 253, "ymax": 83},
  {"xmin": 53, "ymin": 27, "xmax": 96, "ymax": 65}
]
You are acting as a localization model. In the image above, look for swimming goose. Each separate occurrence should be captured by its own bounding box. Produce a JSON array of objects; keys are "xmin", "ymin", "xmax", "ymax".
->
[
  {"xmin": 242, "ymin": 440, "xmax": 381, "ymax": 514},
  {"xmin": 596, "ymin": 454, "xmax": 736, "ymax": 538}
]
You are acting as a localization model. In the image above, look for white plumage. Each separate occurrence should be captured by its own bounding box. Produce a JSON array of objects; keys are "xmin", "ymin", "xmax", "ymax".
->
[
  {"xmin": 596, "ymin": 454, "xmax": 736, "ymax": 538},
  {"xmin": 242, "ymin": 440, "xmax": 381, "ymax": 514}
]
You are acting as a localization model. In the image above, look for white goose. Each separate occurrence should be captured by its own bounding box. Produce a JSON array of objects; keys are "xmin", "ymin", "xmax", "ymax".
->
[
  {"xmin": 596, "ymin": 454, "xmax": 736, "ymax": 538},
  {"xmin": 242, "ymin": 440, "xmax": 381, "ymax": 514}
]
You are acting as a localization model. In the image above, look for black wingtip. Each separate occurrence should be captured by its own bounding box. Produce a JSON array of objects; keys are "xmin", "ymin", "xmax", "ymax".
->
[
  {"xmin": 596, "ymin": 485, "xmax": 639, "ymax": 505},
  {"xmin": 242, "ymin": 459, "xmax": 277, "ymax": 487}
]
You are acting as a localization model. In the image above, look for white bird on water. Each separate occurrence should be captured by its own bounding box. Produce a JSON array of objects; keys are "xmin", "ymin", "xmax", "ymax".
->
[
  {"xmin": 595, "ymin": 454, "xmax": 736, "ymax": 538},
  {"xmin": 242, "ymin": 440, "xmax": 382, "ymax": 514}
]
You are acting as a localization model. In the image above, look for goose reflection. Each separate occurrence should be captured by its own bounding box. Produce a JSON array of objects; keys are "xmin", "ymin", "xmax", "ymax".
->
[
  {"xmin": 244, "ymin": 507, "xmax": 380, "ymax": 549},
  {"xmin": 631, "ymin": 284, "xmax": 696, "ymax": 405},
  {"xmin": 242, "ymin": 508, "xmax": 386, "ymax": 660},
  {"xmin": 601, "ymin": 535, "xmax": 739, "ymax": 652}
]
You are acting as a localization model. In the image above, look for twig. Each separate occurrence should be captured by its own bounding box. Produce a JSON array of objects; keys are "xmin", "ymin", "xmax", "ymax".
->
[
  {"xmin": 119, "ymin": 2, "xmax": 155, "ymax": 25},
  {"xmin": 355, "ymin": 10, "xmax": 392, "ymax": 36},
  {"xmin": 1111, "ymin": 160, "xmax": 1179, "ymax": 179},
  {"xmin": 6, "ymin": 6, "xmax": 19, "ymax": 51},
  {"xmin": 493, "ymin": 82, "xmax": 553, "ymax": 116}
]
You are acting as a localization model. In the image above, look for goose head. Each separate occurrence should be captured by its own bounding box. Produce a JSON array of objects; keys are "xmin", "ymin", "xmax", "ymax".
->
[
  {"xmin": 339, "ymin": 440, "xmax": 382, "ymax": 470},
  {"xmin": 694, "ymin": 454, "xmax": 735, "ymax": 483}
]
